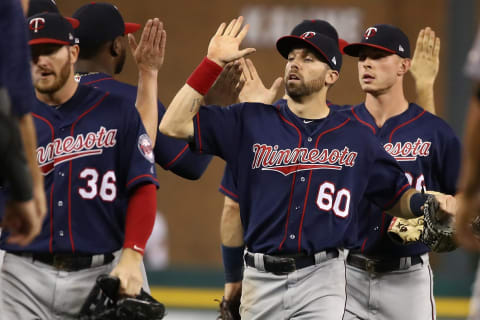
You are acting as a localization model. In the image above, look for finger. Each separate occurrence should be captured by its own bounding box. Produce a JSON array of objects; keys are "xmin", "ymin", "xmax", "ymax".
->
[
  {"xmin": 239, "ymin": 58, "xmax": 252, "ymax": 80},
  {"xmin": 433, "ymin": 37, "xmax": 440, "ymax": 60},
  {"xmin": 235, "ymin": 79, "xmax": 245, "ymax": 95},
  {"xmin": 128, "ymin": 33, "xmax": 138, "ymax": 56},
  {"xmin": 215, "ymin": 22, "xmax": 226, "ymax": 37},
  {"xmin": 270, "ymin": 77, "xmax": 283, "ymax": 94},
  {"xmin": 224, "ymin": 18, "xmax": 237, "ymax": 36},
  {"xmin": 426, "ymin": 29, "xmax": 435, "ymax": 56},
  {"xmin": 159, "ymin": 30, "xmax": 167, "ymax": 65},
  {"xmin": 237, "ymin": 24, "xmax": 250, "ymax": 43},
  {"xmin": 152, "ymin": 19, "xmax": 163, "ymax": 49},
  {"xmin": 246, "ymin": 59, "xmax": 259, "ymax": 80},
  {"xmin": 238, "ymin": 48, "xmax": 256, "ymax": 59},
  {"xmin": 415, "ymin": 28, "xmax": 425, "ymax": 54},
  {"xmin": 140, "ymin": 19, "xmax": 153, "ymax": 46},
  {"xmin": 230, "ymin": 16, "xmax": 244, "ymax": 37}
]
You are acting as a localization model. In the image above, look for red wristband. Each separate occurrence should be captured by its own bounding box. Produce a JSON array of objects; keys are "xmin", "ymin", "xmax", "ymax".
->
[{"xmin": 186, "ymin": 57, "xmax": 223, "ymax": 95}]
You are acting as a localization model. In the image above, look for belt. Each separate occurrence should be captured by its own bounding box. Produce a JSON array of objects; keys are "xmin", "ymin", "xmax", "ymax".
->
[
  {"xmin": 244, "ymin": 249, "xmax": 339, "ymax": 275},
  {"xmin": 11, "ymin": 252, "xmax": 115, "ymax": 272},
  {"xmin": 346, "ymin": 254, "xmax": 423, "ymax": 273}
]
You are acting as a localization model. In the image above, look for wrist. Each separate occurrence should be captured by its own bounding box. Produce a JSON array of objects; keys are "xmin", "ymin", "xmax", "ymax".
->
[
  {"xmin": 206, "ymin": 55, "xmax": 225, "ymax": 68},
  {"xmin": 221, "ymin": 244, "xmax": 244, "ymax": 283},
  {"xmin": 187, "ymin": 57, "xmax": 224, "ymax": 96},
  {"xmin": 410, "ymin": 192, "xmax": 430, "ymax": 217},
  {"xmin": 120, "ymin": 247, "xmax": 144, "ymax": 264},
  {"xmin": 414, "ymin": 79, "xmax": 435, "ymax": 89}
]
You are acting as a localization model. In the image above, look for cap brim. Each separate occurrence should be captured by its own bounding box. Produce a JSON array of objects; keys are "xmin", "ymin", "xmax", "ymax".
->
[
  {"xmin": 65, "ymin": 17, "xmax": 80, "ymax": 29},
  {"xmin": 29, "ymin": 38, "xmax": 71, "ymax": 46},
  {"xmin": 124, "ymin": 23, "xmax": 141, "ymax": 34},
  {"xmin": 338, "ymin": 38, "xmax": 348, "ymax": 55},
  {"xmin": 343, "ymin": 42, "xmax": 396, "ymax": 57},
  {"xmin": 277, "ymin": 35, "xmax": 331, "ymax": 64}
]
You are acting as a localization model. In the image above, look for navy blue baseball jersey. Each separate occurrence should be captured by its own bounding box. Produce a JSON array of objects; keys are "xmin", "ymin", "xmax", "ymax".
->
[
  {"xmin": 0, "ymin": 85, "xmax": 159, "ymax": 254},
  {"xmin": 348, "ymin": 103, "xmax": 461, "ymax": 257},
  {"xmin": 194, "ymin": 99, "xmax": 410, "ymax": 254},
  {"xmin": 76, "ymin": 72, "xmax": 211, "ymax": 179}
]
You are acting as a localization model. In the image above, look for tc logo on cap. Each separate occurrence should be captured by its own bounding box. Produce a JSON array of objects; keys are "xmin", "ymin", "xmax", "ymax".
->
[
  {"xmin": 301, "ymin": 31, "xmax": 316, "ymax": 39},
  {"xmin": 364, "ymin": 27, "xmax": 378, "ymax": 40},
  {"xmin": 29, "ymin": 17, "xmax": 46, "ymax": 33}
]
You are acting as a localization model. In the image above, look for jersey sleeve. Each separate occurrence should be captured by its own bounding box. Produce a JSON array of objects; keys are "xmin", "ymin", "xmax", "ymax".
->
[
  {"xmin": 465, "ymin": 26, "xmax": 480, "ymax": 80},
  {"xmin": 120, "ymin": 101, "xmax": 159, "ymax": 192},
  {"xmin": 364, "ymin": 143, "xmax": 411, "ymax": 210},
  {"xmin": 191, "ymin": 103, "xmax": 243, "ymax": 161},
  {"xmin": 219, "ymin": 164, "xmax": 239, "ymax": 202},
  {"xmin": 154, "ymin": 101, "xmax": 212, "ymax": 179},
  {"xmin": 1, "ymin": 0, "xmax": 35, "ymax": 117}
]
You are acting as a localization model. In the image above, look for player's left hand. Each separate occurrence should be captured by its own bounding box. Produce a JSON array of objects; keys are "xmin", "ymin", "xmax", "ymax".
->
[
  {"xmin": 238, "ymin": 58, "xmax": 283, "ymax": 104},
  {"xmin": 2, "ymin": 198, "xmax": 42, "ymax": 246},
  {"xmin": 410, "ymin": 27, "xmax": 440, "ymax": 87},
  {"xmin": 110, "ymin": 248, "xmax": 143, "ymax": 297},
  {"xmin": 129, "ymin": 18, "xmax": 167, "ymax": 73}
]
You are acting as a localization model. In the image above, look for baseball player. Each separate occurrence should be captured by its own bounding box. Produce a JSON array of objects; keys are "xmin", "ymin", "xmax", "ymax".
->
[
  {"xmin": 341, "ymin": 24, "xmax": 460, "ymax": 320},
  {"xmin": 159, "ymin": 16, "xmax": 455, "ymax": 319},
  {"xmin": 216, "ymin": 22, "xmax": 442, "ymax": 316},
  {"xmin": 458, "ymin": 24, "xmax": 480, "ymax": 320},
  {"xmin": 72, "ymin": 2, "xmax": 211, "ymax": 179},
  {"xmin": 0, "ymin": 12, "xmax": 159, "ymax": 320}
]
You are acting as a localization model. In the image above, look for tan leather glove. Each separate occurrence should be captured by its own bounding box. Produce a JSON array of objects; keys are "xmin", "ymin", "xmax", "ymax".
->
[{"xmin": 387, "ymin": 216, "xmax": 424, "ymax": 245}]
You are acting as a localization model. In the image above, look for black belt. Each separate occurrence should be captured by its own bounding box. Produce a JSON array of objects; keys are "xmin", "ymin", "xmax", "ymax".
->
[
  {"xmin": 346, "ymin": 254, "xmax": 423, "ymax": 273},
  {"xmin": 244, "ymin": 249, "xmax": 339, "ymax": 275},
  {"xmin": 11, "ymin": 252, "xmax": 115, "ymax": 272}
]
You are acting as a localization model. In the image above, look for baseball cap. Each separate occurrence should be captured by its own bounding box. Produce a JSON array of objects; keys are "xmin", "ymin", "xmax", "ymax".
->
[
  {"xmin": 343, "ymin": 24, "xmax": 411, "ymax": 58},
  {"xmin": 28, "ymin": 12, "xmax": 79, "ymax": 46},
  {"xmin": 27, "ymin": 0, "xmax": 58, "ymax": 17},
  {"xmin": 276, "ymin": 20, "xmax": 342, "ymax": 71},
  {"xmin": 72, "ymin": 2, "xmax": 141, "ymax": 47},
  {"xmin": 290, "ymin": 20, "xmax": 349, "ymax": 54}
]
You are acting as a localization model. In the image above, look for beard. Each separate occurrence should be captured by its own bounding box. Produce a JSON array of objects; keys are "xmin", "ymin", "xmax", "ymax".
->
[
  {"xmin": 114, "ymin": 48, "xmax": 126, "ymax": 74},
  {"xmin": 34, "ymin": 55, "xmax": 71, "ymax": 94},
  {"xmin": 286, "ymin": 78, "xmax": 324, "ymax": 101}
]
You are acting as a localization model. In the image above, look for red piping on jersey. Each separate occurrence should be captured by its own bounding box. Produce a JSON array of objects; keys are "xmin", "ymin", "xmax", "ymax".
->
[
  {"xmin": 126, "ymin": 174, "xmax": 159, "ymax": 188},
  {"xmin": 49, "ymin": 183, "xmax": 54, "ymax": 253},
  {"xmin": 350, "ymin": 106, "xmax": 376, "ymax": 134},
  {"xmin": 165, "ymin": 144, "xmax": 189, "ymax": 169},
  {"xmin": 388, "ymin": 110, "xmax": 425, "ymax": 143},
  {"xmin": 379, "ymin": 212, "xmax": 387, "ymax": 235},
  {"xmin": 81, "ymin": 77, "xmax": 114, "ymax": 86},
  {"xmin": 195, "ymin": 113, "xmax": 203, "ymax": 153},
  {"xmin": 277, "ymin": 111, "xmax": 302, "ymax": 250},
  {"xmin": 383, "ymin": 183, "xmax": 410, "ymax": 209},
  {"xmin": 360, "ymin": 237, "xmax": 368, "ymax": 253},
  {"xmin": 67, "ymin": 92, "xmax": 110, "ymax": 252},
  {"xmin": 297, "ymin": 118, "xmax": 350, "ymax": 251},
  {"xmin": 32, "ymin": 113, "xmax": 56, "ymax": 252},
  {"xmin": 220, "ymin": 185, "xmax": 239, "ymax": 200}
]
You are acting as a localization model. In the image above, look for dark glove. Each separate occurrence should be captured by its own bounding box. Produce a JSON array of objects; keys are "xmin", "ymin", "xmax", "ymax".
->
[
  {"xmin": 217, "ymin": 294, "xmax": 241, "ymax": 320},
  {"xmin": 421, "ymin": 195, "xmax": 457, "ymax": 252}
]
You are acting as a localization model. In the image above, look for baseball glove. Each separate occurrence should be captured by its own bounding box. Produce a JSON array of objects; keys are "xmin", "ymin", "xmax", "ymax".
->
[
  {"xmin": 387, "ymin": 216, "xmax": 424, "ymax": 245},
  {"xmin": 420, "ymin": 195, "xmax": 457, "ymax": 252},
  {"xmin": 78, "ymin": 275, "xmax": 165, "ymax": 320},
  {"xmin": 216, "ymin": 295, "xmax": 241, "ymax": 320}
]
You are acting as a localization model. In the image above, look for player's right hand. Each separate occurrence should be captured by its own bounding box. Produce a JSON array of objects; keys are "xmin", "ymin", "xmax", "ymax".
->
[
  {"xmin": 207, "ymin": 16, "xmax": 256, "ymax": 67},
  {"xmin": 455, "ymin": 194, "xmax": 480, "ymax": 251},
  {"xmin": 2, "ymin": 198, "xmax": 42, "ymax": 246},
  {"xmin": 410, "ymin": 27, "xmax": 440, "ymax": 87},
  {"xmin": 238, "ymin": 58, "xmax": 283, "ymax": 105},
  {"xmin": 129, "ymin": 18, "xmax": 166, "ymax": 73}
]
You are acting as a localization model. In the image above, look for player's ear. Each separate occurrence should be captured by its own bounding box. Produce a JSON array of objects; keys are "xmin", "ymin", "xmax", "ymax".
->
[
  {"xmin": 110, "ymin": 36, "xmax": 124, "ymax": 57},
  {"xmin": 325, "ymin": 69, "xmax": 339, "ymax": 87},
  {"xmin": 398, "ymin": 58, "xmax": 411, "ymax": 76},
  {"xmin": 69, "ymin": 45, "xmax": 80, "ymax": 64}
]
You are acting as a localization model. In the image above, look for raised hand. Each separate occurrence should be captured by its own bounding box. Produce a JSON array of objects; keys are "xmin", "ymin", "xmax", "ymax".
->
[
  {"xmin": 410, "ymin": 27, "xmax": 440, "ymax": 87},
  {"xmin": 128, "ymin": 18, "xmax": 167, "ymax": 73},
  {"xmin": 205, "ymin": 60, "xmax": 244, "ymax": 106},
  {"xmin": 207, "ymin": 16, "xmax": 256, "ymax": 67},
  {"xmin": 239, "ymin": 58, "xmax": 282, "ymax": 104}
]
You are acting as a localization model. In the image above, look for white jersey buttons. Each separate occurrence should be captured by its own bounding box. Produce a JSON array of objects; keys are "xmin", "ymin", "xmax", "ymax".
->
[
  {"xmin": 289, "ymin": 234, "xmax": 296, "ymax": 240},
  {"xmin": 58, "ymin": 201, "xmax": 63, "ymax": 207}
]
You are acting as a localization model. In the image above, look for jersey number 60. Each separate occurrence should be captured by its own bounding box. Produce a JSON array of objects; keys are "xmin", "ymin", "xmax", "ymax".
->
[
  {"xmin": 78, "ymin": 168, "xmax": 117, "ymax": 202},
  {"xmin": 316, "ymin": 182, "xmax": 351, "ymax": 218}
]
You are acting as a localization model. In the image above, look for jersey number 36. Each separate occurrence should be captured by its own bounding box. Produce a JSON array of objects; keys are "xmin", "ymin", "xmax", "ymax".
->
[{"xmin": 78, "ymin": 168, "xmax": 117, "ymax": 202}]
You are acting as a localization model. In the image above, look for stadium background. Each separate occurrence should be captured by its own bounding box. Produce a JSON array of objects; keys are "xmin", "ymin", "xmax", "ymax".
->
[{"xmin": 56, "ymin": 0, "xmax": 480, "ymax": 318}]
